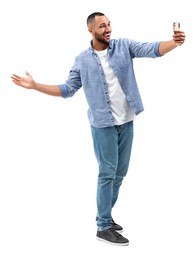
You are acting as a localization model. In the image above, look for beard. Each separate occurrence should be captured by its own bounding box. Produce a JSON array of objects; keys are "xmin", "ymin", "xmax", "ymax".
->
[{"xmin": 94, "ymin": 32, "xmax": 109, "ymax": 45}]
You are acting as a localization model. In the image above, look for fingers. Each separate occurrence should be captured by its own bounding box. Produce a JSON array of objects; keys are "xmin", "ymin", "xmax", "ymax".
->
[
  {"xmin": 11, "ymin": 72, "xmax": 31, "ymax": 80},
  {"xmin": 11, "ymin": 74, "xmax": 21, "ymax": 80},
  {"xmin": 173, "ymin": 31, "xmax": 185, "ymax": 38},
  {"xmin": 11, "ymin": 74, "xmax": 23, "ymax": 86},
  {"xmin": 11, "ymin": 80, "xmax": 22, "ymax": 86},
  {"xmin": 11, "ymin": 76, "xmax": 21, "ymax": 84},
  {"xmin": 11, "ymin": 71, "xmax": 34, "ymax": 89},
  {"xmin": 173, "ymin": 31, "xmax": 185, "ymax": 45},
  {"xmin": 10, "ymin": 71, "xmax": 32, "ymax": 85}
]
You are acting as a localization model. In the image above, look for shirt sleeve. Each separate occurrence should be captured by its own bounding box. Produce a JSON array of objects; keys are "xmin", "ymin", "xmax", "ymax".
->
[
  {"xmin": 128, "ymin": 39, "xmax": 162, "ymax": 58},
  {"xmin": 58, "ymin": 62, "xmax": 82, "ymax": 98}
]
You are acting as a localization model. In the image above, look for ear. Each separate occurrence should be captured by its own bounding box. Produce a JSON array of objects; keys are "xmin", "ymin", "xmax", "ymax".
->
[{"xmin": 88, "ymin": 28, "xmax": 92, "ymax": 33}]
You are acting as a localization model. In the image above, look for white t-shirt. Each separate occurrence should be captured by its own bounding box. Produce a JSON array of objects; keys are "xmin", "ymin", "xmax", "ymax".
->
[{"xmin": 95, "ymin": 48, "xmax": 135, "ymax": 125}]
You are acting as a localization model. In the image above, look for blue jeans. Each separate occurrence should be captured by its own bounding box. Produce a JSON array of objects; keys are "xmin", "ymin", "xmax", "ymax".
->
[{"xmin": 91, "ymin": 121, "xmax": 134, "ymax": 231}]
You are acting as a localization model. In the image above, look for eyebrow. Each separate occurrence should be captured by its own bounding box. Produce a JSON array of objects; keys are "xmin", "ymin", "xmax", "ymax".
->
[{"xmin": 99, "ymin": 21, "xmax": 111, "ymax": 26}]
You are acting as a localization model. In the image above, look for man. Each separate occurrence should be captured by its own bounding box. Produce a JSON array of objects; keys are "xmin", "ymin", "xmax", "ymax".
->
[{"xmin": 11, "ymin": 12, "xmax": 185, "ymax": 246}]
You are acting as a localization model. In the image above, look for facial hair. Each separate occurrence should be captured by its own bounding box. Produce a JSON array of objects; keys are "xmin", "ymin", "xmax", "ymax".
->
[{"xmin": 94, "ymin": 32, "xmax": 109, "ymax": 45}]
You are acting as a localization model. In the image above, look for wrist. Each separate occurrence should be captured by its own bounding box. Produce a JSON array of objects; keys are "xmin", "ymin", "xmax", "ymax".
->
[{"xmin": 33, "ymin": 81, "xmax": 39, "ymax": 90}]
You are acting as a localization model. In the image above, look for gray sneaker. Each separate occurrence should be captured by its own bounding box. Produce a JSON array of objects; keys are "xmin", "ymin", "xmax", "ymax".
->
[
  {"xmin": 96, "ymin": 227, "xmax": 129, "ymax": 246},
  {"xmin": 112, "ymin": 219, "xmax": 123, "ymax": 233},
  {"xmin": 96, "ymin": 217, "xmax": 123, "ymax": 233}
]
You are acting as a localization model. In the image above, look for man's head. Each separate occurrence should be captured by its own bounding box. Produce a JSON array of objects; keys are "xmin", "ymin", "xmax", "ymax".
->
[
  {"xmin": 87, "ymin": 12, "xmax": 105, "ymax": 27},
  {"xmin": 87, "ymin": 12, "xmax": 112, "ymax": 50}
]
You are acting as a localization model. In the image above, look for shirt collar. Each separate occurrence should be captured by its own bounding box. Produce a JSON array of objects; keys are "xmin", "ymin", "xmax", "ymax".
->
[{"xmin": 89, "ymin": 40, "xmax": 112, "ymax": 53}]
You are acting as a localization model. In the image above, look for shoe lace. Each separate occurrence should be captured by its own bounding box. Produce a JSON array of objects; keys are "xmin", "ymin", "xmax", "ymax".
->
[{"xmin": 110, "ymin": 228, "xmax": 121, "ymax": 238}]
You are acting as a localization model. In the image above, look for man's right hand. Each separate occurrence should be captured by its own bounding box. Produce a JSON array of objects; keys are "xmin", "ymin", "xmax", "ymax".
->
[{"xmin": 11, "ymin": 71, "xmax": 35, "ymax": 89}]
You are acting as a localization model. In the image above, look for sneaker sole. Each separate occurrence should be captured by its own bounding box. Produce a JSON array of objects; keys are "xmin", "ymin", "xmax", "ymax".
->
[
  {"xmin": 96, "ymin": 236, "xmax": 129, "ymax": 246},
  {"xmin": 115, "ymin": 229, "xmax": 123, "ymax": 233}
]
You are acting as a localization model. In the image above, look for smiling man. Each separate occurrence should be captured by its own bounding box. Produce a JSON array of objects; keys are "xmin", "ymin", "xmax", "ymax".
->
[
  {"xmin": 87, "ymin": 13, "xmax": 111, "ymax": 48},
  {"xmin": 11, "ymin": 12, "xmax": 185, "ymax": 246}
]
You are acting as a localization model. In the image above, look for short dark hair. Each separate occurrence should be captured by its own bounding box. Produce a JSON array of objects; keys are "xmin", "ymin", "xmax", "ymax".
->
[{"xmin": 87, "ymin": 12, "xmax": 105, "ymax": 26}]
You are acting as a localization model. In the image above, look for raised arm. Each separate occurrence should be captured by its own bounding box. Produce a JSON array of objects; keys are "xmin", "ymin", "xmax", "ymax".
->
[
  {"xmin": 158, "ymin": 30, "xmax": 186, "ymax": 55},
  {"xmin": 11, "ymin": 71, "xmax": 62, "ymax": 97}
]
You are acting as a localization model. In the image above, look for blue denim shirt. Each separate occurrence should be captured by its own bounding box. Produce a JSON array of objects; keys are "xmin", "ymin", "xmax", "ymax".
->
[{"xmin": 59, "ymin": 38, "xmax": 161, "ymax": 127}]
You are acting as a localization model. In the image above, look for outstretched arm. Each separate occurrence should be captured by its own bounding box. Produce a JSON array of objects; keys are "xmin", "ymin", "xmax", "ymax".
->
[
  {"xmin": 11, "ymin": 71, "xmax": 62, "ymax": 97},
  {"xmin": 158, "ymin": 30, "xmax": 186, "ymax": 55}
]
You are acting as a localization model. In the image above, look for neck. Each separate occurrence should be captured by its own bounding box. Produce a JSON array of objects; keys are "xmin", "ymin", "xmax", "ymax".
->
[{"xmin": 91, "ymin": 40, "xmax": 109, "ymax": 51}]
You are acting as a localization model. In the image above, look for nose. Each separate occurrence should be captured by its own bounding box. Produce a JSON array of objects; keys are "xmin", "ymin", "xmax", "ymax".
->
[{"xmin": 105, "ymin": 25, "xmax": 111, "ymax": 32}]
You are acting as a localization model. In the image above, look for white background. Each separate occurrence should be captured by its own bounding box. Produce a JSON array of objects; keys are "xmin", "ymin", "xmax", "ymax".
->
[{"xmin": 0, "ymin": 0, "xmax": 196, "ymax": 259}]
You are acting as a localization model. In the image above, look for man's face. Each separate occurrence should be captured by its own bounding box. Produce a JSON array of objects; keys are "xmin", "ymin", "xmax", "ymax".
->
[{"xmin": 90, "ymin": 15, "xmax": 112, "ymax": 45}]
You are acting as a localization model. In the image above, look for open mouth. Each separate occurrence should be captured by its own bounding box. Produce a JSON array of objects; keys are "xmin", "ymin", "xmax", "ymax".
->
[{"xmin": 104, "ymin": 33, "xmax": 111, "ymax": 40}]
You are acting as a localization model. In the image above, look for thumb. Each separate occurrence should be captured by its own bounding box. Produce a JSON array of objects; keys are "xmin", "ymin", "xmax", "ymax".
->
[{"xmin": 25, "ymin": 71, "xmax": 31, "ymax": 77}]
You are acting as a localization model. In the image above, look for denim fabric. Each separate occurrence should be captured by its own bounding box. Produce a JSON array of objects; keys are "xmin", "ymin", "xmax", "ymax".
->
[
  {"xmin": 59, "ymin": 38, "xmax": 162, "ymax": 128},
  {"xmin": 91, "ymin": 121, "xmax": 134, "ymax": 231}
]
